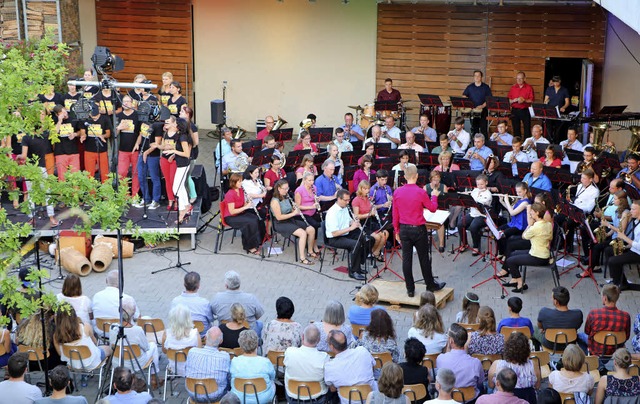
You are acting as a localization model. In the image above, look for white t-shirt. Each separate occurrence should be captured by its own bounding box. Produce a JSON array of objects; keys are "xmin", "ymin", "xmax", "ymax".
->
[{"xmin": 425, "ymin": 399, "xmax": 458, "ymax": 404}]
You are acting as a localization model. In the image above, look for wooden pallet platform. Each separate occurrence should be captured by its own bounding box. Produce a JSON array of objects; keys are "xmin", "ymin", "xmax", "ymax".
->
[{"xmin": 370, "ymin": 279, "xmax": 454, "ymax": 309}]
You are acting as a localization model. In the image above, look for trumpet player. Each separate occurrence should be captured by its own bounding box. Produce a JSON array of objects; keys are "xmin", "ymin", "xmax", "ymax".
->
[
  {"xmin": 603, "ymin": 199, "xmax": 640, "ymax": 291},
  {"xmin": 464, "ymin": 133, "xmax": 493, "ymax": 171},
  {"xmin": 257, "ymin": 115, "xmax": 275, "ymax": 141},
  {"xmin": 333, "ymin": 128, "xmax": 353, "ymax": 153},
  {"xmin": 351, "ymin": 181, "xmax": 389, "ymax": 262},
  {"xmin": 522, "ymin": 124, "xmax": 549, "ymax": 161},
  {"xmin": 490, "ymin": 121, "xmax": 513, "ymax": 146},
  {"xmin": 560, "ymin": 127, "xmax": 583, "ymax": 173},
  {"xmin": 616, "ymin": 153, "xmax": 640, "ymax": 190},
  {"xmin": 382, "ymin": 116, "xmax": 401, "ymax": 148},
  {"xmin": 502, "ymin": 137, "xmax": 531, "ymax": 176},
  {"xmin": 410, "ymin": 114, "xmax": 437, "ymax": 143},
  {"xmin": 341, "ymin": 112, "xmax": 364, "ymax": 142},
  {"xmin": 576, "ymin": 147, "xmax": 600, "ymax": 183},
  {"xmin": 447, "ymin": 116, "xmax": 470, "ymax": 155}
]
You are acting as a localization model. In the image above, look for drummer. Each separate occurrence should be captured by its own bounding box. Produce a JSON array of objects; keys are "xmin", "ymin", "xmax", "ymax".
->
[
  {"xmin": 410, "ymin": 114, "xmax": 437, "ymax": 143},
  {"xmin": 377, "ymin": 78, "xmax": 402, "ymax": 103},
  {"xmin": 341, "ymin": 112, "xmax": 364, "ymax": 142},
  {"xmin": 381, "ymin": 116, "xmax": 401, "ymax": 149},
  {"xmin": 462, "ymin": 70, "xmax": 492, "ymax": 136}
]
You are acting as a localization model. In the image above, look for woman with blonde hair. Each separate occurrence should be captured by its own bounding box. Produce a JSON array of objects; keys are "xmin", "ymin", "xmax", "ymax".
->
[
  {"xmin": 433, "ymin": 150, "xmax": 460, "ymax": 173},
  {"xmin": 365, "ymin": 362, "xmax": 409, "ymax": 404},
  {"xmin": 158, "ymin": 71, "xmax": 173, "ymax": 106},
  {"xmin": 407, "ymin": 304, "xmax": 447, "ymax": 353},
  {"xmin": 162, "ymin": 304, "xmax": 201, "ymax": 375},
  {"xmin": 466, "ymin": 306, "xmax": 505, "ymax": 355},
  {"xmin": 595, "ymin": 348, "xmax": 640, "ymax": 403},
  {"xmin": 351, "ymin": 181, "xmax": 388, "ymax": 262},
  {"xmin": 349, "ymin": 284, "xmax": 385, "ymax": 326},
  {"xmin": 295, "ymin": 154, "xmax": 317, "ymax": 181},
  {"xmin": 549, "ymin": 344, "xmax": 594, "ymax": 396},
  {"xmin": 220, "ymin": 303, "xmax": 249, "ymax": 349}
]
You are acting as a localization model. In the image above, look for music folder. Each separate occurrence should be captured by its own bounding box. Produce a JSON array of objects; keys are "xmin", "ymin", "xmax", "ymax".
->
[{"xmin": 423, "ymin": 209, "xmax": 450, "ymax": 228}]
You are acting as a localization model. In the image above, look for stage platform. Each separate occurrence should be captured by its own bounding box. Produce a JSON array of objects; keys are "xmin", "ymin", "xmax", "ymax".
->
[{"xmin": 370, "ymin": 279, "xmax": 455, "ymax": 309}]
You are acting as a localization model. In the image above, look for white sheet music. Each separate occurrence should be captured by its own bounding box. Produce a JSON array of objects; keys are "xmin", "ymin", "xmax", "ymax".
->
[
  {"xmin": 485, "ymin": 208, "xmax": 503, "ymax": 239},
  {"xmin": 423, "ymin": 209, "xmax": 450, "ymax": 225}
]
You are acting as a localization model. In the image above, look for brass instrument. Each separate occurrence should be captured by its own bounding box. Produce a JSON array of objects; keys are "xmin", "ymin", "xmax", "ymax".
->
[
  {"xmin": 623, "ymin": 167, "xmax": 639, "ymax": 184},
  {"xmin": 589, "ymin": 123, "xmax": 610, "ymax": 154},
  {"xmin": 234, "ymin": 154, "xmax": 249, "ymax": 173},
  {"xmin": 627, "ymin": 126, "xmax": 640, "ymax": 154},
  {"xmin": 565, "ymin": 184, "xmax": 578, "ymax": 202},
  {"xmin": 610, "ymin": 238, "xmax": 626, "ymax": 256},
  {"xmin": 273, "ymin": 115, "xmax": 287, "ymax": 131},
  {"xmin": 241, "ymin": 183, "xmax": 261, "ymax": 220},
  {"xmin": 576, "ymin": 160, "xmax": 592, "ymax": 175},
  {"xmin": 522, "ymin": 138, "xmax": 534, "ymax": 152},
  {"xmin": 299, "ymin": 118, "xmax": 313, "ymax": 130},
  {"xmin": 231, "ymin": 126, "xmax": 246, "ymax": 139},
  {"xmin": 286, "ymin": 194, "xmax": 310, "ymax": 227},
  {"xmin": 593, "ymin": 223, "xmax": 608, "ymax": 243}
]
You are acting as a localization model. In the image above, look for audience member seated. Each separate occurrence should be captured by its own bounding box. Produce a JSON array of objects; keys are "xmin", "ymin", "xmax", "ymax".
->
[
  {"xmin": 436, "ymin": 324, "xmax": 484, "ymax": 401},
  {"xmin": 488, "ymin": 332, "xmax": 540, "ymax": 404},
  {"xmin": 220, "ymin": 303, "xmax": 249, "ymax": 349},
  {"xmin": 399, "ymin": 338, "xmax": 430, "ymax": 404},
  {"xmin": 477, "ymin": 368, "xmax": 529, "ymax": 404},
  {"xmin": 497, "ymin": 297, "xmax": 534, "ymax": 337},
  {"xmin": 92, "ymin": 270, "xmax": 140, "ymax": 335},
  {"xmin": 314, "ymin": 300, "xmax": 355, "ymax": 352},
  {"xmin": 425, "ymin": 368, "xmax": 456, "ymax": 404},
  {"xmin": 365, "ymin": 362, "xmax": 409, "ymax": 404},
  {"xmin": 456, "ymin": 292, "xmax": 480, "ymax": 324},
  {"xmin": 262, "ymin": 296, "xmax": 303, "ymax": 355},
  {"xmin": 36, "ymin": 365, "xmax": 88, "ymax": 404},
  {"xmin": 0, "ymin": 352, "xmax": 42, "ymax": 402},
  {"xmin": 595, "ymin": 348, "xmax": 640, "ymax": 404},
  {"xmin": 211, "ymin": 271, "xmax": 265, "ymax": 334},
  {"xmin": 15, "ymin": 308, "xmax": 62, "ymax": 371},
  {"xmin": 419, "ymin": 291, "xmax": 436, "ymax": 308},
  {"xmin": 230, "ymin": 330, "xmax": 275, "ymax": 404},
  {"xmin": 0, "ymin": 325, "xmax": 16, "ymax": 368},
  {"xmin": 466, "ymin": 306, "xmax": 505, "ymax": 356},
  {"xmin": 185, "ymin": 326, "xmax": 231, "ymax": 403},
  {"xmin": 56, "ymin": 274, "xmax": 92, "ymax": 325},
  {"xmin": 582, "ymin": 284, "xmax": 631, "ymax": 359},
  {"xmin": 349, "ymin": 284, "xmax": 386, "ymax": 326},
  {"xmin": 162, "ymin": 304, "xmax": 201, "ymax": 376},
  {"xmin": 548, "ymin": 344, "xmax": 594, "ymax": 398},
  {"xmin": 325, "ymin": 330, "xmax": 377, "ymax": 404},
  {"xmin": 408, "ymin": 304, "xmax": 447, "ymax": 354},
  {"xmin": 106, "ymin": 366, "xmax": 152, "ymax": 404},
  {"xmin": 356, "ymin": 309, "xmax": 399, "ymax": 363},
  {"xmin": 171, "ymin": 271, "xmax": 214, "ymax": 335},
  {"xmin": 284, "ymin": 325, "xmax": 330, "ymax": 403},
  {"xmin": 53, "ymin": 307, "xmax": 111, "ymax": 372},
  {"xmin": 108, "ymin": 296, "xmax": 160, "ymax": 385},
  {"xmin": 535, "ymin": 286, "xmax": 584, "ymax": 352},
  {"xmin": 537, "ymin": 388, "xmax": 562, "ymax": 404}
]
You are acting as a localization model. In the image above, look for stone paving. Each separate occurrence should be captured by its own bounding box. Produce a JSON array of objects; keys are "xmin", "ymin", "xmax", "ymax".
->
[{"xmin": 26, "ymin": 133, "xmax": 640, "ymax": 402}]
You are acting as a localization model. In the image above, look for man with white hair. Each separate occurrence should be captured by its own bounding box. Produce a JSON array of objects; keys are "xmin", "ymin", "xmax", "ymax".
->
[
  {"xmin": 92, "ymin": 270, "xmax": 140, "ymax": 335},
  {"xmin": 185, "ymin": 326, "xmax": 231, "ymax": 403},
  {"xmin": 211, "ymin": 271, "xmax": 264, "ymax": 333},
  {"xmin": 284, "ymin": 325, "xmax": 330, "ymax": 403}
]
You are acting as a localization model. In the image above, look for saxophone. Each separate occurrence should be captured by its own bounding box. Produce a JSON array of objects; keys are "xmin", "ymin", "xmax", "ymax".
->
[
  {"xmin": 593, "ymin": 223, "xmax": 608, "ymax": 243},
  {"xmin": 241, "ymin": 183, "xmax": 261, "ymax": 220},
  {"xmin": 565, "ymin": 184, "xmax": 578, "ymax": 202},
  {"xmin": 610, "ymin": 238, "xmax": 626, "ymax": 256},
  {"xmin": 286, "ymin": 194, "xmax": 310, "ymax": 227}
]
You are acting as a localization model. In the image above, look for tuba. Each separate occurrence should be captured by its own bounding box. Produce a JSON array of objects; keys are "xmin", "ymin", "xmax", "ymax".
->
[
  {"xmin": 231, "ymin": 126, "xmax": 246, "ymax": 139},
  {"xmin": 589, "ymin": 123, "xmax": 609, "ymax": 153},
  {"xmin": 273, "ymin": 116, "xmax": 287, "ymax": 131},
  {"xmin": 628, "ymin": 126, "xmax": 640, "ymax": 154}
]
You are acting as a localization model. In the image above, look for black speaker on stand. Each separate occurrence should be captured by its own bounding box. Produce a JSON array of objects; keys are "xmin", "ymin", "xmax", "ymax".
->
[{"xmin": 211, "ymin": 99, "xmax": 225, "ymax": 125}]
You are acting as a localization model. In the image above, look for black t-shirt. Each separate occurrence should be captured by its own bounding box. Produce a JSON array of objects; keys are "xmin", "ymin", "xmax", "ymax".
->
[
  {"xmin": 166, "ymin": 95, "xmax": 186, "ymax": 117},
  {"xmin": 82, "ymin": 86, "xmax": 99, "ymax": 99},
  {"xmin": 161, "ymin": 131, "xmax": 177, "ymax": 160},
  {"xmin": 22, "ymin": 133, "xmax": 52, "ymax": 167},
  {"xmin": 537, "ymin": 307, "xmax": 583, "ymax": 349},
  {"xmin": 38, "ymin": 93, "xmax": 64, "ymax": 113},
  {"xmin": 463, "ymin": 82, "xmax": 493, "ymax": 108},
  {"xmin": 62, "ymin": 92, "xmax": 81, "ymax": 111},
  {"xmin": 399, "ymin": 362, "xmax": 430, "ymax": 403},
  {"xmin": 52, "ymin": 115, "xmax": 79, "ymax": 155},
  {"xmin": 219, "ymin": 323, "xmax": 248, "ymax": 349},
  {"xmin": 91, "ymin": 91, "xmax": 122, "ymax": 116},
  {"xmin": 190, "ymin": 123, "xmax": 199, "ymax": 160},
  {"xmin": 545, "ymin": 86, "xmax": 570, "ymax": 108},
  {"xmin": 139, "ymin": 121, "xmax": 163, "ymax": 158},
  {"xmin": 83, "ymin": 115, "xmax": 110, "ymax": 153},
  {"xmin": 116, "ymin": 111, "xmax": 140, "ymax": 152},
  {"xmin": 157, "ymin": 90, "xmax": 171, "ymax": 107},
  {"xmin": 11, "ymin": 133, "xmax": 26, "ymax": 155},
  {"xmin": 174, "ymin": 133, "xmax": 191, "ymax": 168}
]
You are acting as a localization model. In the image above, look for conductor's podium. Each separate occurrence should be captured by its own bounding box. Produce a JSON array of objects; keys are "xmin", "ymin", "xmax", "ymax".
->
[{"xmin": 370, "ymin": 279, "xmax": 454, "ymax": 309}]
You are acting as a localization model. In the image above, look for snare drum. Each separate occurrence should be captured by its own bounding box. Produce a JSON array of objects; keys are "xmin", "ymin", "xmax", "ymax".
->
[
  {"xmin": 380, "ymin": 110, "xmax": 400, "ymax": 120},
  {"xmin": 363, "ymin": 103, "xmax": 375, "ymax": 118}
]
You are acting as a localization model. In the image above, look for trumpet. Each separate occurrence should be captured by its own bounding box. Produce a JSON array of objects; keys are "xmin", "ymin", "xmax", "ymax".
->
[
  {"xmin": 241, "ymin": 184, "xmax": 261, "ymax": 220},
  {"xmin": 522, "ymin": 139, "xmax": 534, "ymax": 152},
  {"xmin": 286, "ymin": 194, "xmax": 310, "ymax": 227}
]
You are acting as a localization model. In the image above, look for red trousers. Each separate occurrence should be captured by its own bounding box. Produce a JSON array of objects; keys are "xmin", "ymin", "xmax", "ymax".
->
[
  {"xmin": 84, "ymin": 151, "xmax": 109, "ymax": 183},
  {"xmin": 160, "ymin": 157, "xmax": 177, "ymax": 202},
  {"xmin": 117, "ymin": 151, "xmax": 139, "ymax": 196}
]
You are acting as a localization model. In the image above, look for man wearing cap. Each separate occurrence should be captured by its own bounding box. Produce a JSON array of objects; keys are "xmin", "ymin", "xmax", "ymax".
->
[
  {"xmin": 544, "ymin": 75, "xmax": 571, "ymax": 143},
  {"xmin": 80, "ymin": 102, "xmax": 111, "ymax": 183}
]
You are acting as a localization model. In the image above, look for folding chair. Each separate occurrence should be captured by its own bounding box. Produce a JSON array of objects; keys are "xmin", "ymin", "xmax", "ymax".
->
[
  {"xmin": 287, "ymin": 380, "xmax": 323, "ymax": 403},
  {"xmin": 372, "ymin": 351, "xmax": 393, "ymax": 369},
  {"xmin": 163, "ymin": 347, "xmax": 192, "ymax": 400},
  {"xmin": 319, "ymin": 221, "xmax": 351, "ymax": 273},
  {"xmin": 186, "ymin": 376, "xmax": 220, "ymax": 404},
  {"xmin": 109, "ymin": 344, "xmax": 157, "ymax": 394},
  {"xmin": 95, "ymin": 317, "xmax": 118, "ymax": 345},
  {"xmin": 140, "ymin": 318, "xmax": 166, "ymax": 347},
  {"xmin": 403, "ymin": 384, "xmax": 428, "ymax": 404},
  {"xmin": 451, "ymin": 386, "xmax": 476, "ymax": 403},
  {"xmin": 214, "ymin": 201, "xmax": 237, "ymax": 253},
  {"xmin": 338, "ymin": 384, "xmax": 372, "ymax": 404}
]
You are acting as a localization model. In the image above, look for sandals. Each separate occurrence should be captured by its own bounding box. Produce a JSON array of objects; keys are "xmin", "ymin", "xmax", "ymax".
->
[
  {"xmin": 373, "ymin": 252, "xmax": 385, "ymax": 262},
  {"xmin": 307, "ymin": 251, "xmax": 319, "ymax": 259},
  {"xmin": 246, "ymin": 249, "xmax": 261, "ymax": 256},
  {"xmin": 300, "ymin": 258, "xmax": 314, "ymax": 265}
]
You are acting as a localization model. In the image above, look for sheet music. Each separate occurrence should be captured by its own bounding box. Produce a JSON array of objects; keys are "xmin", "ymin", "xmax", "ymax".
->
[
  {"xmin": 423, "ymin": 209, "xmax": 450, "ymax": 225},
  {"xmin": 484, "ymin": 207, "xmax": 502, "ymax": 239},
  {"xmin": 585, "ymin": 218, "xmax": 597, "ymax": 243}
]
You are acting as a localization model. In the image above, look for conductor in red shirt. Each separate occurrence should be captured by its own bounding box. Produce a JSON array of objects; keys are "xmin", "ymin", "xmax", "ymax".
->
[
  {"xmin": 507, "ymin": 71, "xmax": 535, "ymax": 139},
  {"xmin": 393, "ymin": 165, "xmax": 446, "ymax": 297}
]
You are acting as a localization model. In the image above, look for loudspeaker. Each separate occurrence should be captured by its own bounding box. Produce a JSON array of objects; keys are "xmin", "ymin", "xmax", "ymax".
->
[{"xmin": 210, "ymin": 99, "xmax": 225, "ymax": 125}]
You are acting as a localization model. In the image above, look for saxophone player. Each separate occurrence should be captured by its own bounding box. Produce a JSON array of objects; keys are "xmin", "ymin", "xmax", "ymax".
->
[
  {"xmin": 557, "ymin": 168, "xmax": 599, "ymax": 255},
  {"xmin": 603, "ymin": 199, "xmax": 640, "ymax": 291},
  {"xmin": 616, "ymin": 153, "xmax": 640, "ymax": 190}
]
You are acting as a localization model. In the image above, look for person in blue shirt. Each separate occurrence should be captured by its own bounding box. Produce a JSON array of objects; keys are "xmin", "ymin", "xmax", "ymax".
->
[
  {"xmin": 463, "ymin": 70, "xmax": 493, "ymax": 136},
  {"xmin": 496, "ymin": 296, "xmax": 535, "ymax": 337},
  {"xmin": 490, "ymin": 120, "xmax": 514, "ymax": 146},
  {"xmin": 348, "ymin": 284, "xmax": 386, "ymax": 327},
  {"xmin": 315, "ymin": 160, "xmax": 340, "ymax": 202},
  {"xmin": 464, "ymin": 133, "xmax": 493, "ymax": 171},
  {"xmin": 522, "ymin": 161, "xmax": 553, "ymax": 192}
]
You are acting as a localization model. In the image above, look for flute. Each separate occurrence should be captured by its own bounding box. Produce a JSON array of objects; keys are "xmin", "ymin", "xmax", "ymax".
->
[
  {"xmin": 493, "ymin": 193, "xmax": 523, "ymax": 200},
  {"xmin": 287, "ymin": 194, "xmax": 310, "ymax": 227}
]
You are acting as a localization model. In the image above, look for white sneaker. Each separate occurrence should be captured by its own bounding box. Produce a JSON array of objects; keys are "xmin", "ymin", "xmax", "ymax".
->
[
  {"xmin": 132, "ymin": 200, "xmax": 145, "ymax": 208},
  {"xmin": 446, "ymin": 228, "xmax": 458, "ymax": 236},
  {"xmin": 148, "ymin": 201, "xmax": 160, "ymax": 210}
]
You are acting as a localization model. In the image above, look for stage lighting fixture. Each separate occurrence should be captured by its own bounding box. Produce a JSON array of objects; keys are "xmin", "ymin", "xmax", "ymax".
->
[{"xmin": 91, "ymin": 46, "xmax": 125, "ymax": 73}]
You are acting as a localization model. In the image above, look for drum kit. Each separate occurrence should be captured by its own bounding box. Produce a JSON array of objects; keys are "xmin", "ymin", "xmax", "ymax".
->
[{"xmin": 348, "ymin": 102, "xmax": 412, "ymax": 132}]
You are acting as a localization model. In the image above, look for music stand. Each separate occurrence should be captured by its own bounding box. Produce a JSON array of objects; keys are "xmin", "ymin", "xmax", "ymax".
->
[
  {"xmin": 597, "ymin": 105, "xmax": 627, "ymax": 115},
  {"xmin": 374, "ymin": 143, "xmax": 392, "ymax": 157},
  {"xmin": 571, "ymin": 215, "xmax": 599, "ymax": 292},
  {"xmin": 309, "ymin": 127, "xmax": 334, "ymax": 143},
  {"xmin": 472, "ymin": 207, "xmax": 508, "ymax": 298},
  {"xmin": 486, "ymin": 97, "xmax": 510, "ymax": 113},
  {"xmin": 375, "ymin": 100, "xmax": 399, "ymax": 112},
  {"xmin": 417, "ymin": 152, "xmax": 438, "ymax": 168},
  {"xmin": 251, "ymin": 148, "xmax": 274, "ymax": 167},
  {"xmin": 417, "ymin": 94, "xmax": 443, "ymax": 108},
  {"xmin": 450, "ymin": 96, "xmax": 475, "ymax": 125},
  {"xmin": 271, "ymin": 128, "xmax": 293, "ymax": 143},
  {"xmin": 543, "ymin": 167, "xmax": 580, "ymax": 187},
  {"xmin": 530, "ymin": 103, "xmax": 560, "ymax": 119},
  {"xmin": 374, "ymin": 158, "xmax": 394, "ymax": 171}
]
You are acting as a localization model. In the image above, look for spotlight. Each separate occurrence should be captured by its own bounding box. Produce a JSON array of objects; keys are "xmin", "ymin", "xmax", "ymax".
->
[{"xmin": 91, "ymin": 46, "xmax": 125, "ymax": 73}]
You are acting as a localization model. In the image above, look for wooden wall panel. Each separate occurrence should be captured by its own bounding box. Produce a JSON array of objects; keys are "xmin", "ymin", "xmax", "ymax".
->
[
  {"xmin": 94, "ymin": 0, "xmax": 193, "ymax": 104},
  {"xmin": 377, "ymin": 4, "xmax": 606, "ymax": 128}
]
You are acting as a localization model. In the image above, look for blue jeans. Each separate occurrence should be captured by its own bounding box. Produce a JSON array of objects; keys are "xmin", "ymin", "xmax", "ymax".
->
[{"xmin": 138, "ymin": 155, "xmax": 161, "ymax": 203}]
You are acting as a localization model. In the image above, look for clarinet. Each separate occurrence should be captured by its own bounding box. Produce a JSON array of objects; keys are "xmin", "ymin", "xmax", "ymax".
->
[
  {"xmin": 347, "ymin": 204, "xmax": 362, "ymax": 229},
  {"xmin": 241, "ymin": 184, "xmax": 261, "ymax": 220},
  {"xmin": 311, "ymin": 186, "xmax": 321, "ymax": 210},
  {"xmin": 287, "ymin": 194, "xmax": 310, "ymax": 227},
  {"xmin": 369, "ymin": 196, "xmax": 382, "ymax": 225},
  {"xmin": 382, "ymin": 188, "xmax": 393, "ymax": 222}
]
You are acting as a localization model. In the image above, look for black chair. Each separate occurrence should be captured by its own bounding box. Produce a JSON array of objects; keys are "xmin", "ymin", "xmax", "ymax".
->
[
  {"xmin": 268, "ymin": 209, "xmax": 299, "ymax": 262},
  {"xmin": 319, "ymin": 221, "xmax": 351, "ymax": 273},
  {"xmin": 521, "ymin": 224, "xmax": 564, "ymax": 289}
]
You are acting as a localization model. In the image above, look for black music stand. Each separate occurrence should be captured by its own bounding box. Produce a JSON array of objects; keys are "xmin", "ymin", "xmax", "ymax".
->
[
  {"xmin": 375, "ymin": 100, "xmax": 400, "ymax": 112},
  {"xmin": 450, "ymin": 96, "xmax": 475, "ymax": 110},
  {"xmin": 271, "ymin": 128, "xmax": 294, "ymax": 143},
  {"xmin": 531, "ymin": 103, "xmax": 559, "ymax": 119},
  {"xmin": 544, "ymin": 167, "xmax": 580, "ymax": 187},
  {"xmin": 597, "ymin": 105, "xmax": 627, "ymax": 115},
  {"xmin": 571, "ymin": 214, "xmax": 599, "ymax": 292},
  {"xmin": 472, "ymin": 206, "xmax": 508, "ymax": 298},
  {"xmin": 252, "ymin": 148, "xmax": 274, "ymax": 167},
  {"xmin": 374, "ymin": 143, "xmax": 392, "ymax": 157},
  {"xmin": 374, "ymin": 158, "xmax": 394, "ymax": 171},
  {"xmin": 448, "ymin": 192, "xmax": 481, "ymax": 261},
  {"xmin": 565, "ymin": 149, "xmax": 583, "ymax": 165},
  {"xmin": 417, "ymin": 94, "xmax": 443, "ymax": 108},
  {"xmin": 417, "ymin": 152, "xmax": 438, "ymax": 168},
  {"xmin": 309, "ymin": 127, "xmax": 333, "ymax": 143},
  {"xmin": 486, "ymin": 97, "xmax": 510, "ymax": 113}
]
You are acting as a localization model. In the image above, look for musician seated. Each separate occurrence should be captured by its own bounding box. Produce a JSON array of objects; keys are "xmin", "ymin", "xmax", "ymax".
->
[
  {"xmin": 214, "ymin": 126, "xmax": 233, "ymax": 168},
  {"xmin": 539, "ymin": 145, "xmax": 562, "ymax": 168},
  {"xmin": 241, "ymin": 165, "xmax": 268, "ymax": 219},
  {"xmin": 447, "ymin": 116, "xmax": 471, "ymax": 155},
  {"xmin": 270, "ymin": 179, "xmax": 318, "ymax": 265},
  {"xmin": 499, "ymin": 203, "xmax": 553, "ymax": 293},
  {"xmin": 576, "ymin": 146, "xmax": 600, "ymax": 183},
  {"xmin": 222, "ymin": 173, "xmax": 266, "ymax": 255},
  {"xmin": 557, "ymin": 168, "xmax": 599, "ymax": 255},
  {"xmin": 257, "ymin": 115, "xmax": 275, "ymax": 140},
  {"xmin": 464, "ymin": 134, "xmax": 493, "ymax": 171},
  {"xmin": 391, "ymin": 150, "xmax": 416, "ymax": 173},
  {"xmin": 503, "ymin": 137, "xmax": 531, "ymax": 177},
  {"xmin": 295, "ymin": 154, "xmax": 317, "ymax": 181},
  {"xmin": 523, "ymin": 161, "xmax": 552, "ymax": 192},
  {"xmin": 326, "ymin": 144, "xmax": 345, "ymax": 185},
  {"xmin": 295, "ymin": 172, "xmax": 322, "ymax": 231},
  {"xmin": 410, "ymin": 114, "xmax": 437, "ymax": 143},
  {"xmin": 315, "ymin": 160, "xmax": 341, "ymax": 203},
  {"xmin": 604, "ymin": 199, "xmax": 640, "ymax": 291},
  {"xmin": 583, "ymin": 129, "xmax": 615, "ymax": 151},
  {"xmin": 616, "ymin": 153, "xmax": 640, "ymax": 190},
  {"xmin": 490, "ymin": 120, "xmax": 513, "ymax": 146},
  {"xmin": 351, "ymin": 181, "xmax": 389, "ymax": 261},
  {"xmin": 399, "ymin": 131, "xmax": 425, "ymax": 154},
  {"xmin": 432, "ymin": 150, "xmax": 460, "ymax": 174},
  {"xmin": 263, "ymin": 155, "xmax": 286, "ymax": 191},
  {"xmin": 362, "ymin": 125, "xmax": 391, "ymax": 150},
  {"xmin": 353, "ymin": 155, "xmax": 376, "ymax": 192},
  {"xmin": 484, "ymin": 156, "xmax": 505, "ymax": 195},
  {"xmin": 293, "ymin": 131, "xmax": 319, "ymax": 154},
  {"xmin": 560, "ymin": 127, "xmax": 584, "ymax": 173},
  {"xmin": 377, "ymin": 78, "xmax": 402, "ymax": 103},
  {"xmin": 221, "ymin": 139, "xmax": 250, "ymax": 176},
  {"xmin": 425, "ymin": 170, "xmax": 448, "ymax": 253},
  {"xmin": 262, "ymin": 135, "xmax": 284, "ymax": 161},
  {"xmin": 341, "ymin": 113, "xmax": 364, "ymax": 143},
  {"xmin": 381, "ymin": 116, "xmax": 401, "ymax": 148},
  {"xmin": 431, "ymin": 134, "xmax": 453, "ymax": 155},
  {"xmin": 370, "ymin": 170, "xmax": 393, "ymax": 224},
  {"xmin": 333, "ymin": 127, "xmax": 354, "ymax": 153},
  {"xmin": 325, "ymin": 189, "xmax": 369, "ymax": 281},
  {"xmin": 457, "ymin": 174, "xmax": 493, "ymax": 255},
  {"xmin": 496, "ymin": 183, "xmax": 532, "ymax": 258},
  {"xmin": 522, "ymin": 124, "xmax": 549, "ymax": 161}
]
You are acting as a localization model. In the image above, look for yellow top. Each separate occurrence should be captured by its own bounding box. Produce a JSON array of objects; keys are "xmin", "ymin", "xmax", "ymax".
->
[{"xmin": 523, "ymin": 220, "xmax": 553, "ymax": 259}]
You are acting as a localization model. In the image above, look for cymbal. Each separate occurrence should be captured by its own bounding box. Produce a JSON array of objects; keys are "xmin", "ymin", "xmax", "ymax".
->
[{"xmin": 348, "ymin": 105, "xmax": 363, "ymax": 111}]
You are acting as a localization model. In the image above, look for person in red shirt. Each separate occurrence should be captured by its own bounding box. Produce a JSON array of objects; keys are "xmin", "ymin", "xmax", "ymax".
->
[
  {"xmin": 293, "ymin": 131, "xmax": 318, "ymax": 155},
  {"xmin": 377, "ymin": 78, "xmax": 402, "ymax": 103},
  {"xmin": 222, "ymin": 173, "xmax": 265, "ymax": 255},
  {"xmin": 257, "ymin": 116, "xmax": 275, "ymax": 141},
  {"xmin": 582, "ymin": 284, "xmax": 631, "ymax": 358},
  {"xmin": 507, "ymin": 72, "xmax": 535, "ymax": 139},
  {"xmin": 393, "ymin": 165, "xmax": 445, "ymax": 297}
]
